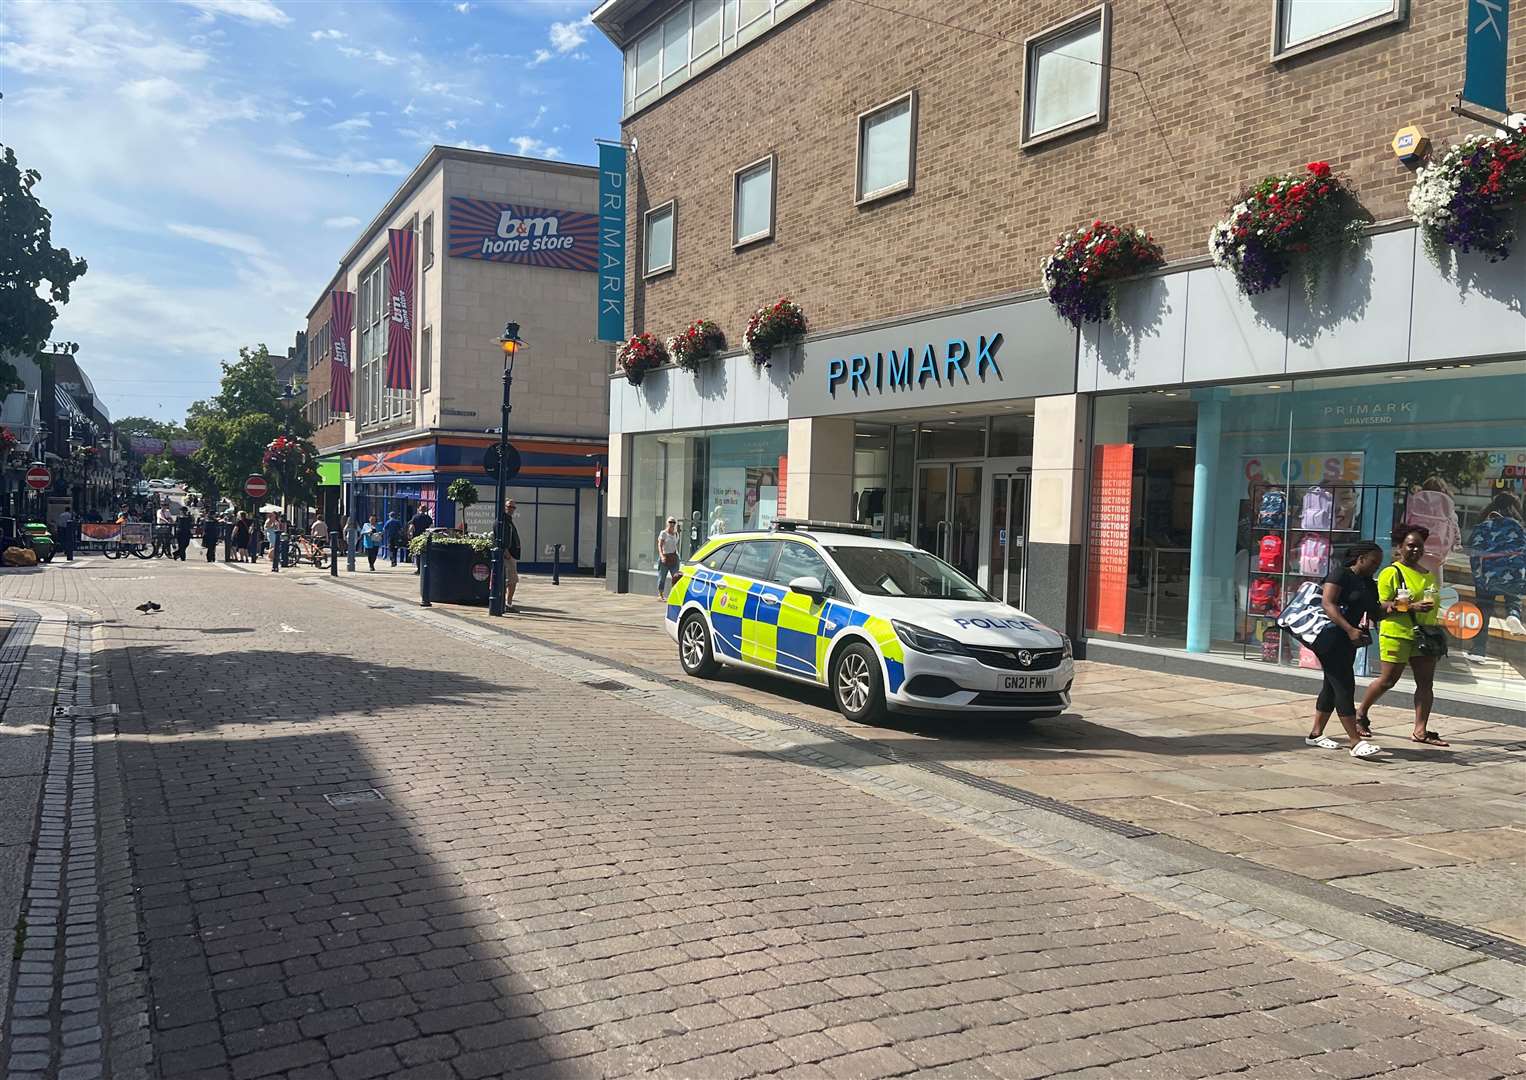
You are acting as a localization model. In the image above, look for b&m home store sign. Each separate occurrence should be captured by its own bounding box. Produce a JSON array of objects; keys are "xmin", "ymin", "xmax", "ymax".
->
[{"xmin": 447, "ymin": 197, "xmax": 598, "ymax": 272}]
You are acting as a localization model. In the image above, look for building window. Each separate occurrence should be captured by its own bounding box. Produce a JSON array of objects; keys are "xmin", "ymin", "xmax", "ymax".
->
[
  {"xmin": 422, "ymin": 213, "xmax": 435, "ymax": 270},
  {"xmin": 732, "ymin": 154, "xmax": 775, "ymax": 247},
  {"xmin": 1022, "ymin": 5, "xmax": 1110, "ymax": 147},
  {"xmin": 856, "ymin": 90, "xmax": 916, "ymax": 204},
  {"xmin": 643, "ymin": 200, "xmax": 676, "ymax": 277},
  {"xmin": 1273, "ymin": 0, "xmax": 1403, "ymax": 57},
  {"xmin": 622, "ymin": 0, "xmax": 814, "ymax": 116},
  {"xmin": 356, "ymin": 257, "xmax": 387, "ymax": 428},
  {"xmin": 420, "ymin": 326, "xmax": 432, "ymax": 392}
]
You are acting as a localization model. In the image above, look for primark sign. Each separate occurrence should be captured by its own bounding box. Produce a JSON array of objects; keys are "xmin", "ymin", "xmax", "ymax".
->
[{"xmin": 787, "ymin": 295, "xmax": 1077, "ymax": 418}]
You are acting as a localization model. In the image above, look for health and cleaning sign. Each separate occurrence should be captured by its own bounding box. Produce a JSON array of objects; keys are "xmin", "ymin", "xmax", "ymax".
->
[{"xmin": 447, "ymin": 197, "xmax": 598, "ymax": 271}]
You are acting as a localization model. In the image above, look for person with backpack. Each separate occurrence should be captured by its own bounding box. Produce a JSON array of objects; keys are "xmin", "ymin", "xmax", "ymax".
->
[
  {"xmin": 1465, "ymin": 491, "xmax": 1526, "ymax": 664},
  {"xmin": 1356, "ymin": 525, "xmax": 1448, "ymax": 747},
  {"xmin": 1302, "ymin": 542, "xmax": 1385, "ymax": 759}
]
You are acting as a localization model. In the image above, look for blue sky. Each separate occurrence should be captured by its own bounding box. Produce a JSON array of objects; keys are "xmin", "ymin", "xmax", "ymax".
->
[{"xmin": 1, "ymin": 0, "xmax": 621, "ymax": 422}]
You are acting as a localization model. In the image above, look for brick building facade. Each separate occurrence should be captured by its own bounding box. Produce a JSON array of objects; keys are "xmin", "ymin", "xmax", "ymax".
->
[{"xmin": 596, "ymin": 0, "xmax": 1526, "ymax": 712}]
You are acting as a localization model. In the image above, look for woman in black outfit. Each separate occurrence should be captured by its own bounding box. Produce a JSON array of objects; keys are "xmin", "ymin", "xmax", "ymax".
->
[{"xmin": 1306, "ymin": 541, "xmax": 1386, "ymax": 759}]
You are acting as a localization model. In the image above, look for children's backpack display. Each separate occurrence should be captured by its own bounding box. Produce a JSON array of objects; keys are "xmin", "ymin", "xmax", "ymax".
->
[
  {"xmin": 1468, "ymin": 515, "xmax": 1526, "ymax": 595},
  {"xmin": 1257, "ymin": 534, "xmax": 1284, "ymax": 572},
  {"xmin": 1249, "ymin": 578, "xmax": 1279, "ymax": 613},
  {"xmin": 1260, "ymin": 626, "xmax": 1282, "ymax": 663},
  {"xmin": 1300, "ymin": 486, "xmax": 1333, "ymax": 530},
  {"xmin": 1257, "ymin": 488, "xmax": 1287, "ymax": 529},
  {"xmin": 1298, "ymin": 534, "xmax": 1331, "ymax": 577},
  {"xmin": 1403, "ymin": 489, "xmax": 1460, "ymax": 572}
]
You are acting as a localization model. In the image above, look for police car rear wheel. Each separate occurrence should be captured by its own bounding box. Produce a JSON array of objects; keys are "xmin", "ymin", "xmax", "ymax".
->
[
  {"xmin": 832, "ymin": 643, "xmax": 885, "ymax": 724},
  {"xmin": 679, "ymin": 613, "xmax": 720, "ymax": 677}
]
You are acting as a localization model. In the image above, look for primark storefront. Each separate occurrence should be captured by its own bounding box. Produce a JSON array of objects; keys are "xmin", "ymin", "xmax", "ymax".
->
[{"xmin": 607, "ymin": 221, "xmax": 1526, "ymax": 713}]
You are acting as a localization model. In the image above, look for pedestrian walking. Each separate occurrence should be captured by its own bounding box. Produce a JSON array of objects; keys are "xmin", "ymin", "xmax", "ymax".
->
[
  {"xmin": 311, "ymin": 515, "xmax": 329, "ymax": 559},
  {"xmin": 222, "ymin": 516, "xmax": 235, "ymax": 562},
  {"xmin": 504, "ymin": 500, "xmax": 522, "ymax": 610},
  {"xmin": 1465, "ymin": 491, "xmax": 1526, "ymax": 665},
  {"xmin": 383, "ymin": 511, "xmax": 404, "ymax": 567},
  {"xmin": 57, "ymin": 507, "xmax": 77, "ymax": 561},
  {"xmin": 409, "ymin": 504, "xmax": 433, "ymax": 575},
  {"xmin": 231, "ymin": 513, "xmax": 250, "ymax": 563},
  {"xmin": 265, "ymin": 511, "xmax": 284, "ymax": 572},
  {"xmin": 1301, "ymin": 542, "xmax": 1385, "ymax": 759},
  {"xmin": 361, "ymin": 515, "xmax": 381, "ymax": 571},
  {"xmin": 657, "ymin": 516, "xmax": 682, "ymax": 598},
  {"xmin": 1357, "ymin": 525, "xmax": 1449, "ymax": 747},
  {"xmin": 344, "ymin": 515, "xmax": 358, "ymax": 572},
  {"xmin": 245, "ymin": 513, "xmax": 261, "ymax": 562},
  {"xmin": 202, "ymin": 513, "xmax": 220, "ymax": 563},
  {"xmin": 174, "ymin": 508, "xmax": 193, "ymax": 561}
]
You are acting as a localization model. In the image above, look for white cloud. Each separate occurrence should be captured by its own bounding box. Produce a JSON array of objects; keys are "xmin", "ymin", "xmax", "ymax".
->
[
  {"xmin": 167, "ymin": 223, "xmax": 268, "ymax": 257},
  {"xmin": 452, "ymin": 139, "xmax": 491, "ymax": 152},
  {"xmin": 336, "ymin": 45, "xmax": 398, "ymax": 65},
  {"xmin": 528, "ymin": 48, "xmax": 553, "ymax": 67},
  {"xmin": 323, "ymin": 216, "xmax": 363, "ymax": 229},
  {"xmin": 309, "ymin": 28, "xmax": 345, "ymax": 41},
  {"xmin": 453, "ymin": 1, "xmax": 471, "ymax": 11},
  {"xmin": 2, "ymin": 0, "xmax": 209, "ymax": 75},
  {"xmin": 177, "ymin": 0, "xmax": 290, "ymax": 26},
  {"xmin": 507, "ymin": 136, "xmax": 562, "ymax": 159},
  {"xmin": 530, "ymin": 105, "xmax": 548, "ymax": 129},
  {"xmin": 330, "ymin": 116, "xmax": 372, "ymax": 132},
  {"xmin": 548, "ymin": 14, "xmax": 592, "ymax": 53},
  {"xmin": 274, "ymin": 144, "xmax": 410, "ymax": 176}
]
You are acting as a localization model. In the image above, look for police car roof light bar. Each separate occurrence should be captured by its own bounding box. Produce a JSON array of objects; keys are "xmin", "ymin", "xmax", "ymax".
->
[{"xmin": 772, "ymin": 518, "xmax": 874, "ymax": 536}]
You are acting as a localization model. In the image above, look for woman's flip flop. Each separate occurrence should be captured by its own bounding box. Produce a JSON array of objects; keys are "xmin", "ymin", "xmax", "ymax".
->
[
  {"xmin": 1411, "ymin": 731, "xmax": 1450, "ymax": 747},
  {"xmin": 1354, "ymin": 715, "xmax": 1373, "ymax": 738}
]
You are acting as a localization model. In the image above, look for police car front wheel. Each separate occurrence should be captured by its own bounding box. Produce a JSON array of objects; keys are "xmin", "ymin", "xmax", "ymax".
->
[
  {"xmin": 832, "ymin": 643, "xmax": 886, "ymax": 724},
  {"xmin": 678, "ymin": 613, "xmax": 720, "ymax": 677}
]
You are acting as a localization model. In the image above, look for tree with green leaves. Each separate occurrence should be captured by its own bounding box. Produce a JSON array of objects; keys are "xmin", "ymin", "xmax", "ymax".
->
[
  {"xmin": 446, "ymin": 477, "xmax": 479, "ymax": 530},
  {"xmin": 0, "ymin": 143, "xmax": 88, "ymax": 393}
]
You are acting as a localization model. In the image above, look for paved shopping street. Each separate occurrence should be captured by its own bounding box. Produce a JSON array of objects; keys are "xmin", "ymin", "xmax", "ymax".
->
[{"xmin": 1, "ymin": 556, "xmax": 1524, "ymax": 1080}]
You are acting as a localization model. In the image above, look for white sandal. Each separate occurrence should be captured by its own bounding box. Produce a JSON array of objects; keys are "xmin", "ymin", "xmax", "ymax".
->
[
  {"xmin": 1304, "ymin": 735, "xmax": 1342, "ymax": 749},
  {"xmin": 1350, "ymin": 740, "xmax": 1384, "ymax": 759}
]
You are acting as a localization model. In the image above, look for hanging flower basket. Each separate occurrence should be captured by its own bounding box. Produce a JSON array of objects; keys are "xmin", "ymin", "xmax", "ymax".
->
[
  {"xmin": 616, "ymin": 332, "xmax": 669, "ymax": 385},
  {"xmin": 0, "ymin": 427, "xmax": 18, "ymax": 456},
  {"xmin": 743, "ymin": 298, "xmax": 806, "ymax": 368},
  {"xmin": 1408, "ymin": 127, "xmax": 1526, "ymax": 262},
  {"xmin": 1042, "ymin": 221, "xmax": 1165, "ymax": 326},
  {"xmin": 1209, "ymin": 162, "xmax": 1370, "ymax": 296},
  {"xmin": 666, "ymin": 319, "xmax": 727, "ymax": 374},
  {"xmin": 263, "ymin": 435, "xmax": 300, "ymax": 471}
]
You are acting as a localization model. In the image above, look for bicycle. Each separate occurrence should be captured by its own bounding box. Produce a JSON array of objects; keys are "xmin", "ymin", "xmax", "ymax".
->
[{"xmin": 282, "ymin": 534, "xmax": 330, "ymax": 569}]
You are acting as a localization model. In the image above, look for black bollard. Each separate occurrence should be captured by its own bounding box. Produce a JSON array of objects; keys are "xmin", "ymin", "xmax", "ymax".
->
[
  {"xmin": 419, "ymin": 530, "xmax": 432, "ymax": 607},
  {"xmin": 552, "ymin": 542, "xmax": 562, "ymax": 586}
]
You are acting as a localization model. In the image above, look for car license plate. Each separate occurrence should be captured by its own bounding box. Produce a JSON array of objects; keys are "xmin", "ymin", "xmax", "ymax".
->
[{"xmin": 1003, "ymin": 675, "xmax": 1049, "ymax": 690}]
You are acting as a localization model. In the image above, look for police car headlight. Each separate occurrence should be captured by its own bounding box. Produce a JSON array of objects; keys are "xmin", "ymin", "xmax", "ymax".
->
[
  {"xmin": 892, "ymin": 620, "xmax": 969, "ymax": 656},
  {"xmin": 1062, "ymin": 635, "xmax": 1073, "ymax": 659}
]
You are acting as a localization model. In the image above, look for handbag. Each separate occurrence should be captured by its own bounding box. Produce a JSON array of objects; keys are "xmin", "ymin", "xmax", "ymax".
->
[{"xmin": 1275, "ymin": 580, "xmax": 1331, "ymax": 647}]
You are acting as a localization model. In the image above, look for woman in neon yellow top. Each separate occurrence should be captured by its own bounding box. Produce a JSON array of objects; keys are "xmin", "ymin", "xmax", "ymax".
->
[{"xmin": 1357, "ymin": 525, "xmax": 1447, "ymax": 746}]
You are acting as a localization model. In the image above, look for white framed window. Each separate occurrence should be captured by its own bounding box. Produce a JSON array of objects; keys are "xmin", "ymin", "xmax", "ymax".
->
[
  {"xmin": 422, "ymin": 213, "xmax": 435, "ymax": 270},
  {"xmin": 732, "ymin": 154, "xmax": 775, "ymax": 247},
  {"xmin": 1022, "ymin": 5, "xmax": 1109, "ymax": 147},
  {"xmin": 622, "ymin": 0, "xmax": 816, "ymax": 115},
  {"xmin": 356, "ymin": 257, "xmax": 386, "ymax": 428},
  {"xmin": 856, "ymin": 90, "xmax": 916, "ymax": 204},
  {"xmin": 1273, "ymin": 0, "xmax": 1404, "ymax": 58},
  {"xmin": 643, "ymin": 200, "xmax": 676, "ymax": 277},
  {"xmin": 420, "ymin": 326, "xmax": 433, "ymax": 392}
]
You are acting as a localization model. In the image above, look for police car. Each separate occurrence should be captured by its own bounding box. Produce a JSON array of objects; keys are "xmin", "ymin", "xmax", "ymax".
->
[{"xmin": 664, "ymin": 519, "xmax": 1073, "ymax": 723}]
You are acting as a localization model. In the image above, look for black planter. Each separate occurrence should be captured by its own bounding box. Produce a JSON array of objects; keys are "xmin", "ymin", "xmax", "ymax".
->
[{"xmin": 422, "ymin": 541, "xmax": 491, "ymax": 605}]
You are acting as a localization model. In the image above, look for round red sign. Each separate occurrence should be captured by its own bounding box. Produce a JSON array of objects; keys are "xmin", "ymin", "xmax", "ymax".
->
[
  {"xmin": 244, "ymin": 474, "xmax": 269, "ymax": 498},
  {"xmin": 471, "ymin": 563, "xmax": 490, "ymax": 582},
  {"xmin": 25, "ymin": 466, "xmax": 51, "ymax": 491}
]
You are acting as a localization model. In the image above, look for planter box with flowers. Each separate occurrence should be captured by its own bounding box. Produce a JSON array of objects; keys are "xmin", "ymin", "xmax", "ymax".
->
[
  {"xmin": 1042, "ymin": 221, "xmax": 1165, "ymax": 326},
  {"xmin": 1210, "ymin": 162, "xmax": 1371, "ymax": 297},
  {"xmin": 666, "ymin": 319, "xmax": 727, "ymax": 374},
  {"xmin": 616, "ymin": 332, "xmax": 669, "ymax": 385},
  {"xmin": 743, "ymin": 298, "xmax": 807, "ymax": 369},
  {"xmin": 1409, "ymin": 126, "xmax": 1526, "ymax": 262}
]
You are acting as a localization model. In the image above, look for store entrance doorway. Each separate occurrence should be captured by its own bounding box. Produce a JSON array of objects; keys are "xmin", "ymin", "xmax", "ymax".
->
[
  {"xmin": 915, "ymin": 462, "xmax": 983, "ymax": 582},
  {"xmin": 989, "ymin": 471, "xmax": 1030, "ymax": 608}
]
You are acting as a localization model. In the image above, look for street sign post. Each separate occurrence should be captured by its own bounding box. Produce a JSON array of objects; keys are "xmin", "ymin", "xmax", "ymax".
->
[
  {"xmin": 483, "ymin": 443, "xmax": 521, "ymax": 481},
  {"xmin": 25, "ymin": 466, "xmax": 51, "ymax": 491},
  {"xmin": 244, "ymin": 474, "xmax": 269, "ymax": 499}
]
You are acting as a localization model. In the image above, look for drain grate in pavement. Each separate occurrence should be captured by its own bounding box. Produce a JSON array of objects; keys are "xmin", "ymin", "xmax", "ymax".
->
[
  {"xmin": 1368, "ymin": 906, "xmax": 1526, "ymax": 966},
  {"xmin": 324, "ymin": 788, "xmax": 385, "ymax": 807},
  {"xmin": 53, "ymin": 704, "xmax": 120, "ymax": 718}
]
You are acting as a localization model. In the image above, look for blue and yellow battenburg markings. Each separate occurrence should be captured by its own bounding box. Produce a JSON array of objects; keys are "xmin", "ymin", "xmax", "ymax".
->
[{"xmin": 666, "ymin": 550, "xmax": 906, "ymax": 693}]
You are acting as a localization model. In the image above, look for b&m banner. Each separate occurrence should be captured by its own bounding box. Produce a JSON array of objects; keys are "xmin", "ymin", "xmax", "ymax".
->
[
  {"xmin": 447, "ymin": 198, "xmax": 597, "ymax": 271},
  {"xmin": 385, "ymin": 229, "xmax": 415, "ymax": 391},
  {"xmin": 597, "ymin": 142, "xmax": 628, "ymax": 343},
  {"xmin": 1464, "ymin": 0, "xmax": 1511, "ymax": 113},
  {"xmin": 329, "ymin": 290, "xmax": 354, "ymax": 414}
]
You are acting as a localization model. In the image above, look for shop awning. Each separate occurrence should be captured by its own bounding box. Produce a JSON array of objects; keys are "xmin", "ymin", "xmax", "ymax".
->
[
  {"xmin": 318, "ymin": 455, "xmax": 342, "ymax": 486},
  {"xmin": 54, "ymin": 386, "xmax": 90, "ymax": 427}
]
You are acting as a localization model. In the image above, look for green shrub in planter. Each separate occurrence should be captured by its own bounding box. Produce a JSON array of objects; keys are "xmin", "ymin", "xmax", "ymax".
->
[{"xmin": 411, "ymin": 531, "xmax": 493, "ymax": 604}]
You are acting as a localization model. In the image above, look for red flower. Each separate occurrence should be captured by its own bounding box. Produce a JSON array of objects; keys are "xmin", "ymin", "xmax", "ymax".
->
[
  {"xmin": 1307, "ymin": 162, "xmax": 1331, "ymax": 178},
  {"xmin": 1287, "ymin": 184, "xmax": 1306, "ymax": 200}
]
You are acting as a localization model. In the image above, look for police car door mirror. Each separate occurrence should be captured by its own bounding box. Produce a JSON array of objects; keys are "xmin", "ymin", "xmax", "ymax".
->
[{"xmin": 789, "ymin": 575, "xmax": 825, "ymax": 598}]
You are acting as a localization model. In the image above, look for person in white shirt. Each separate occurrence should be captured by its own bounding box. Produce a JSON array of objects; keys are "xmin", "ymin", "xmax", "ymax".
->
[{"xmin": 656, "ymin": 516, "xmax": 681, "ymax": 598}]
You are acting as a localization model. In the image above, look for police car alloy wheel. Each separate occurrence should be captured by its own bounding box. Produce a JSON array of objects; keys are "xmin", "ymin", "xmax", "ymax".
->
[
  {"xmin": 678, "ymin": 612, "xmax": 720, "ymax": 677},
  {"xmin": 832, "ymin": 642, "xmax": 885, "ymax": 723}
]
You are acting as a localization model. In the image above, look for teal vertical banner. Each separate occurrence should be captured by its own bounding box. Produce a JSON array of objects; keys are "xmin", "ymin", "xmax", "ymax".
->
[
  {"xmin": 597, "ymin": 142, "xmax": 628, "ymax": 343},
  {"xmin": 1463, "ymin": 0, "xmax": 1511, "ymax": 113}
]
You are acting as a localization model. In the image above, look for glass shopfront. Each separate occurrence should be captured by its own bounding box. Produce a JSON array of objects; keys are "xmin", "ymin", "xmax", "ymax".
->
[{"xmin": 1085, "ymin": 360, "xmax": 1526, "ymax": 707}]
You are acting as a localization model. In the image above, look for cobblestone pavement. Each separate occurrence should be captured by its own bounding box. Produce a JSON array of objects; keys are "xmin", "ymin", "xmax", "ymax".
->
[
  {"xmin": 284, "ymin": 565, "xmax": 1526, "ymax": 948},
  {"xmin": 2, "ymin": 557, "xmax": 1525, "ymax": 1079}
]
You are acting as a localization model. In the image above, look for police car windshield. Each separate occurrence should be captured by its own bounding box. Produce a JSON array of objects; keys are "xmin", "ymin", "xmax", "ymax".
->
[{"xmin": 826, "ymin": 546, "xmax": 991, "ymax": 601}]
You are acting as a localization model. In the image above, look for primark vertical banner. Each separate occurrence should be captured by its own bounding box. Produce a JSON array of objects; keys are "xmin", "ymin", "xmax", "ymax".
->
[
  {"xmin": 597, "ymin": 142, "xmax": 627, "ymax": 343},
  {"xmin": 1463, "ymin": 0, "xmax": 1511, "ymax": 113}
]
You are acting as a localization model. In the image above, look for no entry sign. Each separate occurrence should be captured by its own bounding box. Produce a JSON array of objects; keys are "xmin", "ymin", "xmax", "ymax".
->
[
  {"xmin": 25, "ymin": 466, "xmax": 51, "ymax": 491},
  {"xmin": 244, "ymin": 474, "xmax": 269, "ymax": 499}
]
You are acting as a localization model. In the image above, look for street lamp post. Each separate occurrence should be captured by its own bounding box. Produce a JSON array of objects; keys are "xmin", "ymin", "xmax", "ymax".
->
[{"xmin": 487, "ymin": 322, "xmax": 522, "ymax": 617}]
